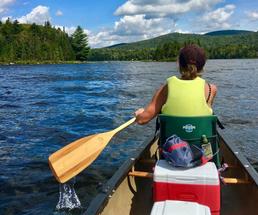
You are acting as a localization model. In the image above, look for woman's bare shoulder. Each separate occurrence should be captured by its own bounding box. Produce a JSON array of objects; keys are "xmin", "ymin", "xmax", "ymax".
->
[
  {"xmin": 205, "ymin": 82, "xmax": 217, "ymax": 92},
  {"xmin": 210, "ymin": 83, "xmax": 217, "ymax": 95}
]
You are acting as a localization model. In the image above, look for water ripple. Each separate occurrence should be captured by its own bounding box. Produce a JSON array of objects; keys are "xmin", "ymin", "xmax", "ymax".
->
[{"xmin": 1, "ymin": 60, "xmax": 258, "ymax": 214}]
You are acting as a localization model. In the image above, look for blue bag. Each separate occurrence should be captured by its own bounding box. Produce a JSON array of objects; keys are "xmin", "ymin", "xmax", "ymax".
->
[{"xmin": 161, "ymin": 135, "xmax": 206, "ymax": 168}]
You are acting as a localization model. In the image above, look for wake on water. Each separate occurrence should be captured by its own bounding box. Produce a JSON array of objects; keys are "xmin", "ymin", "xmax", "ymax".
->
[{"xmin": 56, "ymin": 178, "xmax": 81, "ymax": 211}]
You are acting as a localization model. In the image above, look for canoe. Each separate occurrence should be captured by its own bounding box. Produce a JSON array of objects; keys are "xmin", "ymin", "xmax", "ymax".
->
[{"xmin": 84, "ymin": 130, "xmax": 258, "ymax": 215}]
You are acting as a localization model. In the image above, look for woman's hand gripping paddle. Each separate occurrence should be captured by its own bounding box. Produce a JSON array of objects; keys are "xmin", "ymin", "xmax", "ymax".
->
[{"xmin": 49, "ymin": 118, "xmax": 136, "ymax": 183}]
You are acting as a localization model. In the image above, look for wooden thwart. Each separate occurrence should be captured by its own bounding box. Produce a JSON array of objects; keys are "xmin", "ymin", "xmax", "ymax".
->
[
  {"xmin": 223, "ymin": 177, "xmax": 250, "ymax": 184},
  {"xmin": 128, "ymin": 170, "xmax": 250, "ymax": 184},
  {"xmin": 128, "ymin": 171, "xmax": 153, "ymax": 178}
]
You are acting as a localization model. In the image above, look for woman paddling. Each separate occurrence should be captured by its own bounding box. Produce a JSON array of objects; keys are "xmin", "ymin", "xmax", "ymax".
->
[{"xmin": 134, "ymin": 44, "xmax": 217, "ymax": 124}]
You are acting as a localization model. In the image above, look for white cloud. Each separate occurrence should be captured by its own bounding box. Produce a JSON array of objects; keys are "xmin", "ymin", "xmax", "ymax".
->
[
  {"xmin": 0, "ymin": 0, "xmax": 15, "ymax": 14},
  {"xmin": 246, "ymin": 11, "xmax": 258, "ymax": 21},
  {"xmin": 50, "ymin": 24, "xmax": 95, "ymax": 49},
  {"xmin": 1, "ymin": 16, "xmax": 12, "ymax": 22},
  {"xmin": 0, "ymin": 0, "xmax": 239, "ymax": 48},
  {"xmin": 56, "ymin": 10, "xmax": 63, "ymax": 16},
  {"xmin": 55, "ymin": 25, "xmax": 91, "ymax": 36},
  {"xmin": 90, "ymin": 15, "xmax": 175, "ymax": 48},
  {"xmin": 199, "ymin": 4, "xmax": 235, "ymax": 31},
  {"xmin": 203, "ymin": 4, "xmax": 235, "ymax": 23},
  {"xmin": 115, "ymin": 0, "xmax": 222, "ymax": 18},
  {"xmin": 93, "ymin": 0, "xmax": 223, "ymax": 48},
  {"xmin": 64, "ymin": 26, "xmax": 77, "ymax": 35},
  {"xmin": 18, "ymin": 5, "xmax": 51, "ymax": 25},
  {"xmin": 175, "ymin": 28, "xmax": 190, "ymax": 34},
  {"xmin": 90, "ymin": 0, "xmax": 231, "ymax": 48},
  {"xmin": 53, "ymin": 25, "xmax": 67, "ymax": 32},
  {"xmin": 89, "ymin": 31, "xmax": 117, "ymax": 48},
  {"xmin": 114, "ymin": 14, "xmax": 172, "ymax": 36},
  {"xmin": 70, "ymin": 28, "xmax": 115, "ymax": 48},
  {"xmin": 89, "ymin": 30, "xmax": 149, "ymax": 48},
  {"xmin": 91, "ymin": 0, "xmax": 223, "ymax": 48}
]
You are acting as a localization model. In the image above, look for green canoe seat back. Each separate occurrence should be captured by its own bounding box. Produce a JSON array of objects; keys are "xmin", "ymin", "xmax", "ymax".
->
[{"xmin": 159, "ymin": 114, "xmax": 220, "ymax": 166}]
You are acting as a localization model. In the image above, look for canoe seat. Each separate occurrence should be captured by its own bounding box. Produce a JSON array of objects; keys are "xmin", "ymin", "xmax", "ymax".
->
[{"xmin": 158, "ymin": 114, "xmax": 220, "ymax": 166}]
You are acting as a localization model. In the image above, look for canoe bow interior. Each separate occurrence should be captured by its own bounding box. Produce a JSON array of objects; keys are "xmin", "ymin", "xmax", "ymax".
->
[{"xmin": 84, "ymin": 131, "xmax": 258, "ymax": 215}]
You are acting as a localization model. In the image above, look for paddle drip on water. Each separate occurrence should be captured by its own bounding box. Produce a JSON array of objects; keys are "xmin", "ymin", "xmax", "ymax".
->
[{"xmin": 56, "ymin": 178, "xmax": 81, "ymax": 210}]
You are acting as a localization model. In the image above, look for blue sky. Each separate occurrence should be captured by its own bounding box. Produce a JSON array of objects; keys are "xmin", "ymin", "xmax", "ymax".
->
[{"xmin": 0, "ymin": 0, "xmax": 258, "ymax": 47}]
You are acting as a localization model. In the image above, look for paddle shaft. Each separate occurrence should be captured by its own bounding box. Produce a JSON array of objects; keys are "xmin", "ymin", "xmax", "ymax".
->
[
  {"xmin": 49, "ymin": 117, "xmax": 136, "ymax": 183},
  {"xmin": 112, "ymin": 117, "xmax": 136, "ymax": 134}
]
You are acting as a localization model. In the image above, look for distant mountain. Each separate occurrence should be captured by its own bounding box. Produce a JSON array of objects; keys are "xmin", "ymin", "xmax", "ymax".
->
[
  {"xmin": 205, "ymin": 30, "xmax": 254, "ymax": 36},
  {"xmin": 105, "ymin": 32, "xmax": 199, "ymax": 49},
  {"xmin": 107, "ymin": 43, "xmax": 128, "ymax": 48},
  {"xmin": 88, "ymin": 30, "xmax": 258, "ymax": 61},
  {"xmin": 104, "ymin": 30, "xmax": 256, "ymax": 50}
]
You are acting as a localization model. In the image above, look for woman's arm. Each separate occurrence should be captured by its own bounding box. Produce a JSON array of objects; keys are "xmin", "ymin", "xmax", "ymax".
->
[{"xmin": 135, "ymin": 84, "xmax": 168, "ymax": 125}]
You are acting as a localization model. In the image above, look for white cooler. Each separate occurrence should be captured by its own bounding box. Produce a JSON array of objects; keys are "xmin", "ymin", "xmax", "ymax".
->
[{"xmin": 151, "ymin": 200, "xmax": 211, "ymax": 215}]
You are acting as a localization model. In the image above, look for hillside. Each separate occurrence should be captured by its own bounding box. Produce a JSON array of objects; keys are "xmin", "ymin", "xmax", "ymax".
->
[
  {"xmin": 88, "ymin": 30, "xmax": 258, "ymax": 61},
  {"xmin": 0, "ymin": 20, "xmax": 75, "ymax": 63},
  {"xmin": 205, "ymin": 30, "xmax": 254, "ymax": 36},
  {"xmin": 105, "ymin": 33, "xmax": 200, "ymax": 49}
]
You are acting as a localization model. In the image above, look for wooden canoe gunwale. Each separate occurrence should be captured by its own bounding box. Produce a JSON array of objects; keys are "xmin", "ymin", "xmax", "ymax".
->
[
  {"xmin": 84, "ymin": 135, "xmax": 158, "ymax": 215},
  {"xmin": 219, "ymin": 130, "xmax": 258, "ymax": 186},
  {"xmin": 84, "ymin": 131, "xmax": 258, "ymax": 215}
]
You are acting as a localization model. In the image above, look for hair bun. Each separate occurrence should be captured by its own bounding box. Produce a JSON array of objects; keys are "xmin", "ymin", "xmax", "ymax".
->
[{"xmin": 179, "ymin": 44, "xmax": 206, "ymax": 71}]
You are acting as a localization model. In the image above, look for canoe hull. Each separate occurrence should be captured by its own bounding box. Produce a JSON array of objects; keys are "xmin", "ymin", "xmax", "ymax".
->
[{"xmin": 84, "ymin": 131, "xmax": 258, "ymax": 215}]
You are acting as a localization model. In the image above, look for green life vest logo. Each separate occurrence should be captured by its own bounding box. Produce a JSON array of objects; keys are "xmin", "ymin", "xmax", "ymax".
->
[{"xmin": 183, "ymin": 124, "xmax": 196, "ymax": 133}]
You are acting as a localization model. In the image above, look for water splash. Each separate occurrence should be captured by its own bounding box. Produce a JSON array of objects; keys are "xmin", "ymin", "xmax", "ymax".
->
[{"xmin": 56, "ymin": 178, "xmax": 81, "ymax": 210}]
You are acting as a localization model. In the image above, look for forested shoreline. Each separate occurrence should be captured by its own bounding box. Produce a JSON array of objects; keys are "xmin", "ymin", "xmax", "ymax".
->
[
  {"xmin": 0, "ymin": 20, "xmax": 89, "ymax": 64},
  {"xmin": 0, "ymin": 20, "xmax": 257, "ymax": 64}
]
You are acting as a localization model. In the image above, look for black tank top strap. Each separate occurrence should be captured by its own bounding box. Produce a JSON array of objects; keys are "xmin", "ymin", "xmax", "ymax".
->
[{"xmin": 206, "ymin": 82, "xmax": 211, "ymax": 103}]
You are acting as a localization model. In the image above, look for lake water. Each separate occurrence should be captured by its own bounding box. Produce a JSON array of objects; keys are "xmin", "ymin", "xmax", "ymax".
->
[{"xmin": 1, "ymin": 60, "xmax": 258, "ymax": 214}]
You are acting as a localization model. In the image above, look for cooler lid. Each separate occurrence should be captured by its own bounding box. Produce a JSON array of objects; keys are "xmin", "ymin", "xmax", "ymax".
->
[
  {"xmin": 154, "ymin": 160, "xmax": 219, "ymax": 185},
  {"xmin": 151, "ymin": 200, "xmax": 211, "ymax": 215}
]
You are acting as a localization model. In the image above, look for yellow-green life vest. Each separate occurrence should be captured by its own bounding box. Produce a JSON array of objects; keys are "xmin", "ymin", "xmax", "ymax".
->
[{"xmin": 161, "ymin": 76, "xmax": 212, "ymax": 116}]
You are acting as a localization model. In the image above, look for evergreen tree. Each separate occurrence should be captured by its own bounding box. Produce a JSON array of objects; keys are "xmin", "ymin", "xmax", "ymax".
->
[
  {"xmin": 44, "ymin": 21, "xmax": 51, "ymax": 28},
  {"xmin": 13, "ymin": 20, "xmax": 22, "ymax": 34},
  {"xmin": 71, "ymin": 26, "xmax": 90, "ymax": 61},
  {"xmin": 0, "ymin": 21, "xmax": 75, "ymax": 63}
]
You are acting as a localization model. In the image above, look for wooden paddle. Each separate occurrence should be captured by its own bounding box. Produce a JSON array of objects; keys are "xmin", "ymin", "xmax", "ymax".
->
[{"xmin": 48, "ymin": 117, "xmax": 136, "ymax": 183}]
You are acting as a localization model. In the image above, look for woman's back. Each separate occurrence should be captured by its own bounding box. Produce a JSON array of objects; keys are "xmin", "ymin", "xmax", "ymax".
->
[
  {"xmin": 134, "ymin": 44, "xmax": 217, "ymax": 125},
  {"xmin": 161, "ymin": 76, "xmax": 212, "ymax": 116}
]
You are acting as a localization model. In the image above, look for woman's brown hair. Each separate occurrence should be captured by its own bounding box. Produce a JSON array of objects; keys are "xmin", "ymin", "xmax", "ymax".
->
[{"xmin": 179, "ymin": 44, "xmax": 206, "ymax": 80}]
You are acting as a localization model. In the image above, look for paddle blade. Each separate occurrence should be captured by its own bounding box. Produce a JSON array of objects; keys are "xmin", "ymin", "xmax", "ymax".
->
[{"xmin": 49, "ymin": 131, "xmax": 114, "ymax": 183}]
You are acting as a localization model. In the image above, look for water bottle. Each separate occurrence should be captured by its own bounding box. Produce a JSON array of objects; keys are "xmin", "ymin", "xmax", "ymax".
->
[
  {"xmin": 202, "ymin": 135, "xmax": 209, "ymax": 144},
  {"xmin": 201, "ymin": 135, "xmax": 213, "ymax": 160}
]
